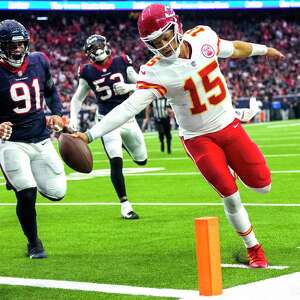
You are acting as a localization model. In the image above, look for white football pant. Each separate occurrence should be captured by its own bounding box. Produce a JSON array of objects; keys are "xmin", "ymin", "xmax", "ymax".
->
[
  {"xmin": 100, "ymin": 117, "xmax": 147, "ymax": 162},
  {"xmin": 0, "ymin": 138, "xmax": 66, "ymax": 199}
]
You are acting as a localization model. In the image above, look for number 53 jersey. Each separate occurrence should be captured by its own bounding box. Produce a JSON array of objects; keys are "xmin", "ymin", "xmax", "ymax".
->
[{"xmin": 137, "ymin": 26, "xmax": 236, "ymax": 139}]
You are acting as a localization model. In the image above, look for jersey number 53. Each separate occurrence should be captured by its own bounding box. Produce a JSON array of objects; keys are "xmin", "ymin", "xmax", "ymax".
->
[{"xmin": 93, "ymin": 73, "xmax": 124, "ymax": 101}]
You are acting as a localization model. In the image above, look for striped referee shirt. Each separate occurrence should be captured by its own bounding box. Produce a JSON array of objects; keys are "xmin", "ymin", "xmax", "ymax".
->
[{"xmin": 152, "ymin": 97, "xmax": 169, "ymax": 119}]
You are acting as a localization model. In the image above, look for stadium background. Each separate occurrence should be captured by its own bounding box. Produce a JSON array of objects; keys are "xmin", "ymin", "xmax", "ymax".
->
[{"xmin": 1, "ymin": 5, "xmax": 300, "ymax": 129}]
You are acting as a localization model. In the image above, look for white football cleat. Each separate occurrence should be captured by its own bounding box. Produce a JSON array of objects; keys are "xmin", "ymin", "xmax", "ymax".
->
[{"xmin": 121, "ymin": 201, "xmax": 139, "ymax": 220}]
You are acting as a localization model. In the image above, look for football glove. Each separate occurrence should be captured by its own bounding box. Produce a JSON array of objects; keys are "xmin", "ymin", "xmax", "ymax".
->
[
  {"xmin": 0, "ymin": 122, "xmax": 13, "ymax": 140},
  {"xmin": 113, "ymin": 82, "xmax": 136, "ymax": 95}
]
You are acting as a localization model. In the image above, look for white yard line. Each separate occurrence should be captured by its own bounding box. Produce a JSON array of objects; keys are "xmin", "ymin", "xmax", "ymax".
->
[
  {"xmin": 1, "ymin": 272, "xmax": 300, "ymax": 300},
  {"xmin": 221, "ymin": 264, "xmax": 288, "ymax": 270},
  {"xmin": 1, "ymin": 202, "xmax": 300, "ymax": 207},
  {"xmin": 92, "ymin": 153, "xmax": 300, "ymax": 163},
  {"xmin": 1, "ymin": 168, "xmax": 300, "ymax": 183}
]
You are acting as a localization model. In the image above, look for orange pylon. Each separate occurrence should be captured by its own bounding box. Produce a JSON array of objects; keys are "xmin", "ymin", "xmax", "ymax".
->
[{"xmin": 195, "ymin": 217, "xmax": 222, "ymax": 296}]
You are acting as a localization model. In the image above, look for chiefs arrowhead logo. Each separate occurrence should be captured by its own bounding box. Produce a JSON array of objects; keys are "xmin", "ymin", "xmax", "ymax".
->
[
  {"xmin": 165, "ymin": 6, "xmax": 175, "ymax": 18},
  {"xmin": 201, "ymin": 44, "xmax": 215, "ymax": 58}
]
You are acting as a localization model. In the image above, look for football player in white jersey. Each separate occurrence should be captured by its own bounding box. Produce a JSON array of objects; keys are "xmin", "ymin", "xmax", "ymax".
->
[{"xmin": 74, "ymin": 4, "xmax": 284, "ymax": 268}]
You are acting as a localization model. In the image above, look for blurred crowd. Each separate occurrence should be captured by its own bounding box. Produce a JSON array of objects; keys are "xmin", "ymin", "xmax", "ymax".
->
[{"xmin": 2, "ymin": 9, "xmax": 300, "ymax": 125}]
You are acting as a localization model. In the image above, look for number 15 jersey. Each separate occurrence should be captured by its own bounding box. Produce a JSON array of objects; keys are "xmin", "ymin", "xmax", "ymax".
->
[{"xmin": 137, "ymin": 26, "xmax": 236, "ymax": 139}]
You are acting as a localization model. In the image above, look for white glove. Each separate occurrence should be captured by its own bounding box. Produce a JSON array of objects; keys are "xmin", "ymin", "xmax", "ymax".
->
[
  {"xmin": 0, "ymin": 122, "xmax": 13, "ymax": 140},
  {"xmin": 68, "ymin": 118, "xmax": 79, "ymax": 132},
  {"xmin": 113, "ymin": 82, "xmax": 136, "ymax": 95},
  {"xmin": 235, "ymin": 97, "xmax": 260, "ymax": 122}
]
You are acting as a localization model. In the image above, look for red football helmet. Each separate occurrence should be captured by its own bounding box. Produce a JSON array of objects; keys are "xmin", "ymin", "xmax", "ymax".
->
[{"xmin": 138, "ymin": 4, "xmax": 183, "ymax": 59}]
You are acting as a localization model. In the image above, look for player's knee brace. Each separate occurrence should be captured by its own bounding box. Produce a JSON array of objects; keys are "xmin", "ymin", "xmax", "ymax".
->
[
  {"xmin": 133, "ymin": 159, "xmax": 147, "ymax": 166},
  {"xmin": 223, "ymin": 191, "xmax": 242, "ymax": 214},
  {"xmin": 251, "ymin": 183, "xmax": 272, "ymax": 194}
]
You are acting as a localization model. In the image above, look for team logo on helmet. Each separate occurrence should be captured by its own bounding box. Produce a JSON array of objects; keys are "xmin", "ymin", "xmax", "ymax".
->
[
  {"xmin": 84, "ymin": 34, "xmax": 111, "ymax": 63},
  {"xmin": 201, "ymin": 44, "xmax": 215, "ymax": 58},
  {"xmin": 165, "ymin": 6, "xmax": 175, "ymax": 18}
]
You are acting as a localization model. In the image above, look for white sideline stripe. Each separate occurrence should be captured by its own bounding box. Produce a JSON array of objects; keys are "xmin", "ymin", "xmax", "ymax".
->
[
  {"xmin": 0, "ymin": 277, "xmax": 199, "ymax": 299},
  {"xmin": 1, "ymin": 202, "xmax": 300, "ymax": 207},
  {"xmin": 179, "ymin": 272, "xmax": 300, "ymax": 300},
  {"xmin": 1, "ymin": 273, "xmax": 300, "ymax": 300},
  {"xmin": 221, "ymin": 264, "xmax": 288, "ymax": 270}
]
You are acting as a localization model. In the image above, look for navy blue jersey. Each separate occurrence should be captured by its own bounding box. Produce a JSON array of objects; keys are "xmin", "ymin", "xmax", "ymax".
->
[
  {"xmin": 79, "ymin": 54, "xmax": 133, "ymax": 115},
  {"xmin": 0, "ymin": 52, "xmax": 62, "ymax": 143}
]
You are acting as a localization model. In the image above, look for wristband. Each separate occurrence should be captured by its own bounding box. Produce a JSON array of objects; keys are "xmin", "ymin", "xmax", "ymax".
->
[
  {"xmin": 85, "ymin": 131, "xmax": 94, "ymax": 143},
  {"xmin": 250, "ymin": 44, "xmax": 268, "ymax": 56}
]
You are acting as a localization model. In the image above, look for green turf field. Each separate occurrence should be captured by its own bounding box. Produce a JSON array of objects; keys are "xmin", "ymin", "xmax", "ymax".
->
[{"xmin": 0, "ymin": 120, "xmax": 299, "ymax": 299}]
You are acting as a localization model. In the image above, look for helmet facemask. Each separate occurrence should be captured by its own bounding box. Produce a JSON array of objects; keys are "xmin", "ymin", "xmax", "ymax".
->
[
  {"xmin": 141, "ymin": 22, "xmax": 183, "ymax": 60},
  {"xmin": 0, "ymin": 39, "xmax": 29, "ymax": 67},
  {"xmin": 84, "ymin": 35, "xmax": 111, "ymax": 63}
]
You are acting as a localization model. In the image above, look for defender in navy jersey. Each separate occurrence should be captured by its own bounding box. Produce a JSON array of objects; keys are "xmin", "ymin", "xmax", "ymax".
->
[
  {"xmin": 0, "ymin": 20, "xmax": 66, "ymax": 259},
  {"xmin": 70, "ymin": 34, "xmax": 147, "ymax": 220}
]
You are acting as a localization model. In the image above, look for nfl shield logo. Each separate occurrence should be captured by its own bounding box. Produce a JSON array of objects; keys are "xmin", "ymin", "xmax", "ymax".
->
[
  {"xmin": 17, "ymin": 71, "xmax": 23, "ymax": 77},
  {"xmin": 201, "ymin": 44, "xmax": 215, "ymax": 58}
]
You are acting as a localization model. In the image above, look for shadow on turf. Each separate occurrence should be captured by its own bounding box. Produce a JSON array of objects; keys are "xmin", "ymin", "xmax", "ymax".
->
[{"xmin": 234, "ymin": 250, "xmax": 248, "ymax": 265}]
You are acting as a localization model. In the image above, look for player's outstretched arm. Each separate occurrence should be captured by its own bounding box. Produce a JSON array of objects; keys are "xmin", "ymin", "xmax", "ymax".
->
[
  {"xmin": 230, "ymin": 40, "xmax": 285, "ymax": 59},
  {"xmin": 73, "ymin": 89, "xmax": 156, "ymax": 143}
]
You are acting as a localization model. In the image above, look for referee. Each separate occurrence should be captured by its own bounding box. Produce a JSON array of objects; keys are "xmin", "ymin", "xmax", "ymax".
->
[{"xmin": 144, "ymin": 96, "xmax": 172, "ymax": 154}]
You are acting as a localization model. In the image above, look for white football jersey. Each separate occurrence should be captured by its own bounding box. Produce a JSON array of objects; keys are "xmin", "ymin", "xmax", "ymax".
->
[{"xmin": 137, "ymin": 25, "xmax": 236, "ymax": 139}]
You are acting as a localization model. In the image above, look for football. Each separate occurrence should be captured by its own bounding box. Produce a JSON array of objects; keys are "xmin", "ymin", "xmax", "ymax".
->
[{"xmin": 58, "ymin": 133, "xmax": 93, "ymax": 173}]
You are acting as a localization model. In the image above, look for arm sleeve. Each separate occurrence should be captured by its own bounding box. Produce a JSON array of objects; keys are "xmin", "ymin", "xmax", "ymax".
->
[
  {"xmin": 218, "ymin": 39, "xmax": 234, "ymax": 58},
  {"xmin": 88, "ymin": 88, "xmax": 156, "ymax": 140},
  {"xmin": 70, "ymin": 78, "xmax": 91, "ymax": 126}
]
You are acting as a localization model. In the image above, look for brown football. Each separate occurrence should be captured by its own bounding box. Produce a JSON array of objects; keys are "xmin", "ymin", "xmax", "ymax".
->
[{"xmin": 58, "ymin": 133, "xmax": 93, "ymax": 173}]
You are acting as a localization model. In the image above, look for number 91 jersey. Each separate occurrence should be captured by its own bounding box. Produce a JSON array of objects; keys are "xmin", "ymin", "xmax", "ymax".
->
[
  {"xmin": 0, "ymin": 52, "xmax": 56, "ymax": 142},
  {"xmin": 79, "ymin": 54, "xmax": 132, "ymax": 116},
  {"xmin": 137, "ymin": 26, "xmax": 236, "ymax": 139}
]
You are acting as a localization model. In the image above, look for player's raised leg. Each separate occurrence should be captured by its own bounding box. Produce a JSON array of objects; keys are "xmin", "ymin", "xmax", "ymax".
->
[
  {"xmin": 31, "ymin": 139, "xmax": 66, "ymax": 201},
  {"xmin": 224, "ymin": 122, "xmax": 271, "ymax": 193}
]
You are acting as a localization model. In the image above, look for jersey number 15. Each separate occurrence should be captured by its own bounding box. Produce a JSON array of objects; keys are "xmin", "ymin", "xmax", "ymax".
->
[{"xmin": 184, "ymin": 60, "xmax": 226, "ymax": 115}]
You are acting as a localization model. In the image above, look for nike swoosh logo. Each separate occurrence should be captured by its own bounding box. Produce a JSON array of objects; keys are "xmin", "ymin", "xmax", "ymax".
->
[{"xmin": 233, "ymin": 124, "xmax": 239, "ymax": 128}]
